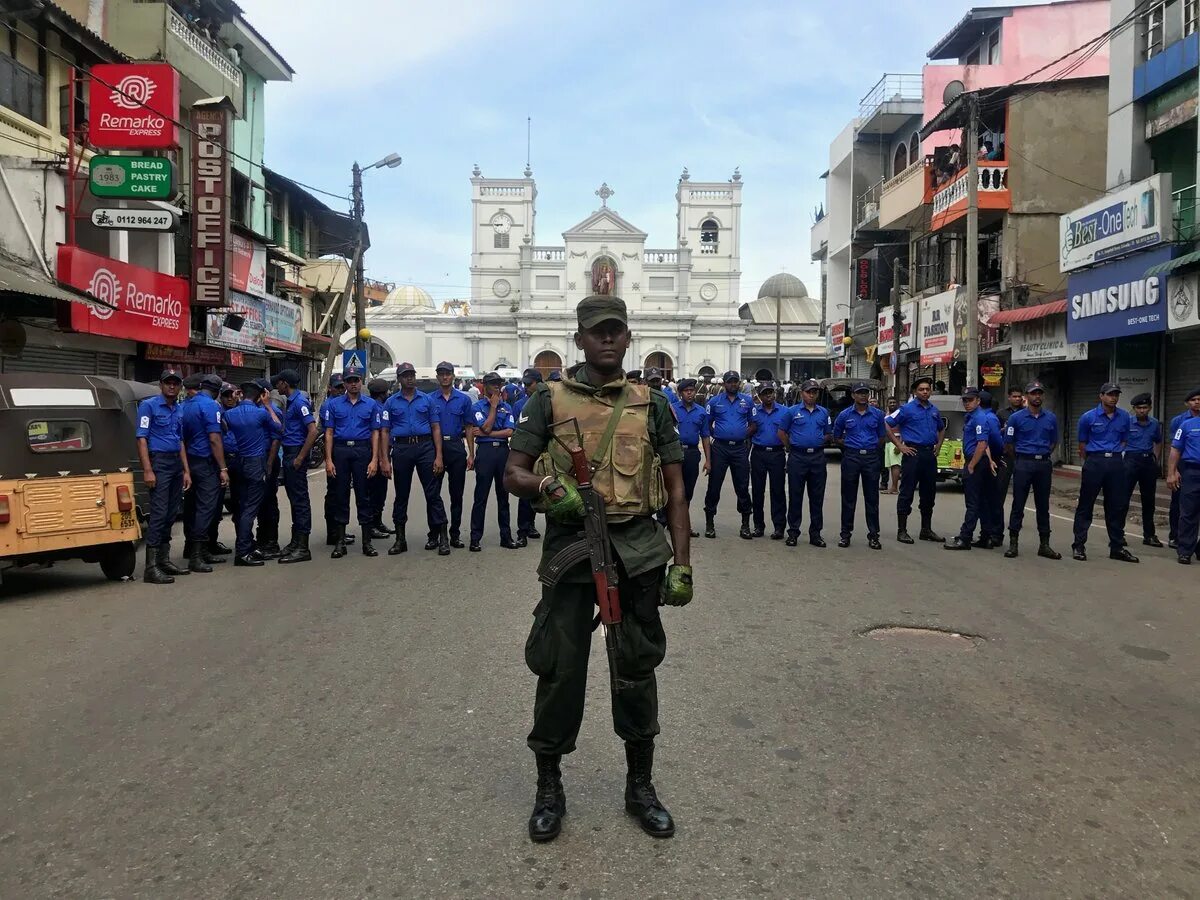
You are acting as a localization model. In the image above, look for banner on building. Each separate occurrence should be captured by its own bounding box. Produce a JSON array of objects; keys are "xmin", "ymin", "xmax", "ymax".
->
[
  {"xmin": 1066, "ymin": 246, "xmax": 1173, "ymax": 343},
  {"xmin": 88, "ymin": 63, "xmax": 180, "ymax": 150},
  {"xmin": 57, "ymin": 245, "xmax": 189, "ymax": 347},
  {"xmin": 827, "ymin": 320, "xmax": 846, "ymax": 358},
  {"xmin": 1012, "ymin": 316, "xmax": 1089, "ymax": 363},
  {"xmin": 262, "ymin": 296, "xmax": 303, "ymax": 352},
  {"xmin": 919, "ymin": 288, "xmax": 958, "ymax": 365},
  {"xmin": 207, "ymin": 291, "xmax": 264, "ymax": 352},
  {"xmin": 877, "ymin": 300, "xmax": 916, "ymax": 354},
  {"xmin": 1059, "ymin": 174, "xmax": 1170, "ymax": 273},
  {"xmin": 1167, "ymin": 271, "xmax": 1200, "ymax": 331},
  {"xmin": 229, "ymin": 235, "xmax": 268, "ymax": 297},
  {"xmin": 145, "ymin": 343, "xmax": 232, "ymax": 366},
  {"xmin": 191, "ymin": 101, "xmax": 232, "ymax": 307}
]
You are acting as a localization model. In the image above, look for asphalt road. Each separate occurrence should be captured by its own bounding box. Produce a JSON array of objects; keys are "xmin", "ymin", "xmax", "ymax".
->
[{"xmin": 2, "ymin": 465, "xmax": 1199, "ymax": 899}]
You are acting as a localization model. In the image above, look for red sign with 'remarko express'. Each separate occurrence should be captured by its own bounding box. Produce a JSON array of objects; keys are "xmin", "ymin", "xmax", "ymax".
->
[
  {"xmin": 88, "ymin": 63, "xmax": 180, "ymax": 149},
  {"xmin": 57, "ymin": 246, "xmax": 190, "ymax": 347}
]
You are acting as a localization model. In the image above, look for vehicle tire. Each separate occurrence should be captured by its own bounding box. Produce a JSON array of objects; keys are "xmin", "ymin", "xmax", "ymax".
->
[{"xmin": 100, "ymin": 543, "xmax": 137, "ymax": 581}]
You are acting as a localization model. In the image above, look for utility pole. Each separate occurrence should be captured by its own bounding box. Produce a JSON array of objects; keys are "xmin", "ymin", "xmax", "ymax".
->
[
  {"xmin": 891, "ymin": 255, "xmax": 902, "ymax": 402},
  {"xmin": 965, "ymin": 94, "xmax": 980, "ymax": 388},
  {"xmin": 351, "ymin": 161, "xmax": 366, "ymax": 352}
]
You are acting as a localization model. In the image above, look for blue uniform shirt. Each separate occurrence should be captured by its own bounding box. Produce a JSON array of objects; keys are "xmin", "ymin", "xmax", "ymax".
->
[
  {"xmin": 281, "ymin": 391, "xmax": 316, "ymax": 448},
  {"xmin": 662, "ymin": 385, "xmax": 678, "ymax": 405},
  {"xmin": 221, "ymin": 412, "xmax": 239, "ymax": 456},
  {"xmin": 135, "ymin": 394, "xmax": 185, "ymax": 453},
  {"xmin": 984, "ymin": 409, "xmax": 1005, "ymax": 457},
  {"xmin": 673, "ymin": 400, "xmax": 710, "ymax": 447},
  {"xmin": 885, "ymin": 398, "xmax": 944, "ymax": 446},
  {"xmin": 833, "ymin": 405, "xmax": 887, "ymax": 451},
  {"xmin": 1172, "ymin": 414, "xmax": 1200, "ymax": 462},
  {"xmin": 751, "ymin": 402, "xmax": 793, "ymax": 447},
  {"xmin": 1077, "ymin": 405, "xmax": 1131, "ymax": 452},
  {"xmin": 471, "ymin": 398, "xmax": 515, "ymax": 442},
  {"xmin": 962, "ymin": 408, "xmax": 990, "ymax": 458},
  {"xmin": 1004, "ymin": 408, "xmax": 1059, "ymax": 456},
  {"xmin": 322, "ymin": 394, "xmax": 382, "ymax": 441},
  {"xmin": 381, "ymin": 389, "xmax": 438, "ymax": 437},
  {"xmin": 1170, "ymin": 410, "xmax": 1200, "ymax": 435},
  {"xmin": 1126, "ymin": 416, "xmax": 1162, "ymax": 452},
  {"xmin": 513, "ymin": 391, "xmax": 536, "ymax": 419},
  {"xmin": 430, "ymin": 388, "xmax": 473, "ymax": 439},
  {"xmin": 784, "ymin": 403, "xmax": 832, "ymax": 449},
  {"xmin": 706, "ymin": 391, "xmax": 755, "ymax": 441},
  {"xmin": 224, "ymin": 400, "xmax": 281, "ymax": 457},
  {"xmin": 180, "ymin": 392, "xmax": 222, "ymax": 457}
]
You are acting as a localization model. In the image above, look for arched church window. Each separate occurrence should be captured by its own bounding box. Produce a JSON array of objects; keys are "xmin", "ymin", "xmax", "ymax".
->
[
  {"xmin": 893, "ymin": 143, "xmax": 908, "ymax": 178},
  {"xmin": 700, "ymin": 219, "xmax": 719, "ymax": 255}
]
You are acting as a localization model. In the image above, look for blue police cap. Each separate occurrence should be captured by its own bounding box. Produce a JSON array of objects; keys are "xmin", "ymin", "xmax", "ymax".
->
[
  {"xmin": 182, "ymin": 373, "xmax": 204, "ymax": 390},
  {"xmin": 851, "ymin": 382, "xmax": 869, "ymax": 393},
  {"xmin": 1131, "ymin": 392, "xmax": 1152, "ymax": 406},
  {"xmin": 677, "ymin": 377, "xmax": 697, "ymax": 390},
  {"xmin": 756, "ymin": 381, "xmax": 777, "ymax": 394},
  {"xmin": 911, "ymin": 375, "xmax": 934, "ymax": 390},
  {"xmin": 722, "ymin": 370, "xmax": 741, "ymax": 383},
  {"xmin": 961, "ymin": 386, "xmax": 980, "ymax": 399},
  {"xmin": 435, "ymin": 360, "xmax": 455, "ymax": 373},
  {"xmin": 801, "ymin": 378, "xmax": 820, "ymax": 391},
  {"xmin": 159, "ymin": 368, "xmax": 182, "ymax": 383},
  {"xmin": 253, "ymin": 378, "xmax": 272, "ymax": 393},
  {"xmin": 1025, "ymin": 381, "xmax": 1045, "ymax": 393},
  {"xmin": 272, "ymin": 368, "xmax": 300, "ymax": 387},
  {"xmin": 328, "ymin": 373, "xmax": 344, "ymax": 388},
  {"xmin": 200, "ymin": 373, "xmax": 224, "ymax": 392},
  {"xmin": 1188, "ymin": 386, "xmax": 1200, "ymax": 401},
  {"xmin": 1100, "ymin": 382, "xmax": 1121, "ymax": 395},
  {"xmin": 548, "ymin": 370, "xmax": 563, "ymax": 382},
  {"xmin": 239, "ymin": 379, "xmax": 263, "ymax": 396},
  {"xmin": 395, "ymin": 361, "xmax": 416, "ymax": 377},
  {"xmin": 482, "ymin": 371, "xmax": 504, "ymax": 385},
  {"xmin": 342, "ymin": 355, "xmax": 366, "ymax": 379}
]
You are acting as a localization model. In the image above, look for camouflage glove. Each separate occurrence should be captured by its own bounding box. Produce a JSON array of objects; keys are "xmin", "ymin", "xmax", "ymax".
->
[
  {"xmin": 541, "ymin": 478, "xmax": 584, "ymax": 522},
  {"xmin": 660, "ymin": 564, "xmax": 693, "ymax": 607}
]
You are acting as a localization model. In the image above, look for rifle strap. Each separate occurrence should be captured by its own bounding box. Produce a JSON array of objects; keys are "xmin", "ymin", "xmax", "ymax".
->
[{"xmin": 589, "ymin": 385, "xmax": 628, "ymax": 470}]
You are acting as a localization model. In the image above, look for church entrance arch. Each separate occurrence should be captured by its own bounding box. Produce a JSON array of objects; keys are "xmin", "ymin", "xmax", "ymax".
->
[
  {"xmin": 643, "ymin": 351, "xmax": 673, "ymax": 381},
  {"xmin": 697, "ymin": 365, "xmax": 716, "ymax": 378},
  {"xmin": 754, "ymin": 367, "xmax": 774, "ymax": 382},
  {"xmin": 533, "ymin": 349, "xmax": 562, "ymax": 379},
  {"xmin": 592, "ymin": 256, "xmax": 618, "ymax": 295}
]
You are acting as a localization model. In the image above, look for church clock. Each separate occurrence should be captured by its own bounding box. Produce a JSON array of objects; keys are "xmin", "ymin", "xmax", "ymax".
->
[{"xmin": 492, "ymin": 212, "xmax": 513, "ymax": 234}]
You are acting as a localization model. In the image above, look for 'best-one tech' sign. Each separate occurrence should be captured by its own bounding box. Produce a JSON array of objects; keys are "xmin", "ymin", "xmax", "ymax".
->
[{"xmin": 1066, "ymin": 245, "xmax": 1173, "ymax": 343}]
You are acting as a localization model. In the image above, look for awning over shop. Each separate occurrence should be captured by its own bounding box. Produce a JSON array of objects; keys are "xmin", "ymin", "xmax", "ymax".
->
[
  {"xmin": 0, "ymin": 259, "xmax": 102, "ymax": 309},
  {"xmin": 1145, "ymin": 249, "xmax": 1200, "ymax": 277},
  {"xmin": 989, "ymin": 299, "xmax": 1067, "ymax": 325}
]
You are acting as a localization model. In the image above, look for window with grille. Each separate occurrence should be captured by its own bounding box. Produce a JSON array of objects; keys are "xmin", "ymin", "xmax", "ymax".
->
[
  {"xmin": 1186, "ymin": 0, "xmax": 1198, "ymax": 35},
  {"xmin": 1145, "ymin": 2, "xmax": 1166, "ymax": 58},
  {"xmin": 0, "ymin": 53, "xmax": 46, "ymax": 124}
]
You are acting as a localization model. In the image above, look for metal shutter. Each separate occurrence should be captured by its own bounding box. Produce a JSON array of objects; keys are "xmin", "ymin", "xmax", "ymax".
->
[
  {"xmin": 1064, "ymin": 341, "xmax": 1113, "ymax": 464},
  {"xmin": 2, "ymin": 347, "xmax": 121, "ymax": 376},
  {"xmin": 1165, "ymin": 330, "xmax": 1200, "ymax": 418}
]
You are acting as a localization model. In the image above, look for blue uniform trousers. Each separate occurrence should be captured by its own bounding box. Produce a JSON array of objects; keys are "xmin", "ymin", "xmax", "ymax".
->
[
  {"xmin": 183, "ymin": 454, "xmax": 221, "ymax": 541},
  {"xmin": 223, "ymin": 453, "xmax": 241, "ymax": 527},
  {"xmin": 1124, "ymin": 452, "xmax": 1159, "ymax": 540},
  {"xmin": 840, "ymin": 449, "xmax": 881, "ymax": 539},
  {"xmin": 233, "ymin": 455, "xmax": 267, "ymax": 557},
  {"xmin": 437, "ymin": 439, "xmax": 468, "ymax": 540},
  {"xmin": 750, "ymin": 445, "xmax": 786, "ymax": 532},
  {"xmin": 1176, "ymin": 462, "xmax": 1200, "ymax": 560},
  {"xmin": 471, "ymin": 442, "xmax": 512, "ymax": 543},
  {"xmin": 1008, "ymin": 456, "xmax": 1053, "ymax": 537},
  {"xmin": 280, "ymin": 446, "xmax": 313, "ymax": 535},
  {"xmin": 368, "ymin": 471, "xmax": 388, "ymax": 526},
  {"xmin": 390, "ymin": 439, "xmax": 445, "ymax": 532},
  {"xmin": 786, "ymin": 449, "xmax": 826, "ymax": 537},
  {"xmin": 1170, "ymin": 488, "xmax": 1180, "ymax": 543},
  {"xmin": 330, "ymin": 442, "xmax": 374, "ymax": 526},
  {"xmin": 995, "ymin": 459, "xmax": 1013, "ymax": 533},
  {"xmin": 257, "ymin": 454, "xmax": 280, "ymax": 545},
  {"xmin": 704, "ymin": 440, "xmax": 751, "ymax": 517},
  {"xmin": 681, "ymin": 445, "xmax": 702, "ymax": 504},
  {"xmin": 897, "ymin": 445, "xmax": 938, "ymax": 521},
  {"xmin": 146, "ymin": 450, "xmax": 183, "ymax": 547},
  {"xmin": 957, "ymin": 463, "xmax": 995, "ymax": 542},
  {"xmin": 1073, "ymin": 454, "xmax": 1128, "ymax": 550}
]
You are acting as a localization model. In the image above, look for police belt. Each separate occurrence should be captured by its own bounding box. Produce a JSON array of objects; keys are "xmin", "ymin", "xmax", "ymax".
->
[
  {"xmin": 751, "ymin": 444, "xmax": 784, "ymax": 452},
  {"xmin": 1127, "ymin": 451, "xmax": 1155, "ymax": 459},
  {"xmin": 333, "ymin": 439, "xmax": 368, "ymax": 447},
  {"xmin": 906, "ymin": 444, "xmax": 935, "ymax": 451},
  {"xmin": 789, "ymin": 446, "xmax": 822, "ymax": 454},
  {"xmin": 1016, "ymin": 453, "xmax": 1050, "ymax": 461},
  {"xmin": 392, "ymin": 434, "xmax": 432, "ymax": 445},
  {"xmin": 846, "ymin": 448, "xmax": 878, "ymax": 455},
  {"xmin": 715, "ymin": 438, "xmax": 746, "ymax": 446},
  {"xmin": 148, "ymin": 449, "xmax": 179, "ymax": 456},
  {"xmin": 1086, "ymin": 451, "xmax": 1123, "ymax": 458},
  {"xmin": 476, "ymin": 438, "xmax": 508, "ymax": 446},
  {"xmin": 681, "ymin": 443, "xmax": 699, "ymax": 450}
]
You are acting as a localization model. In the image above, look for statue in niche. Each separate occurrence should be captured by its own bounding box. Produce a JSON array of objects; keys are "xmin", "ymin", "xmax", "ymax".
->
[{"xmin": 592, "ymin": 257, "xmax": 617, "ymax": 295}]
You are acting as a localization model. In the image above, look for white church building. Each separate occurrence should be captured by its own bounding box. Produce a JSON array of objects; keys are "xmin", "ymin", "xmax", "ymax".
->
[{"xmin": 360, "ymin": 168, "xmax": 825, "ymax": 380}]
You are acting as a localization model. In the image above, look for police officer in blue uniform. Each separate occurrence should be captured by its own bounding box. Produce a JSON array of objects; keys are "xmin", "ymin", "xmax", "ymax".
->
[
  {"xmin": 780, "ymin": 378, "xmax": 832, "ymax": 547},
  {"xmin": 833, "ymin": 382, "xmax": 886, "ymax": 550},
  {"xmin": 470, "ymin": 371, "xmax": 521, "ymax": 551},
  {"xmin": 322, "ymin": 359, "xmax": 383, "ymax": 558},
  {"xmin": 180, "ymin": 373, "xmax": 228, "ymax": 573},
  {"xmin": 514, "ymin": 368, "xmax": 544, "ymax": 546},
  {"xmin": 366, "ymin": 378, "xmax": 393, "ymax": 541},
  {"xmin": 318, "ymin": 373, "xmax": 354, "ymax": 547},
  {"xmin": 270, "ymin": 368, "xmax": 319, "ymax": 564},
  {"xmin": 217, "ymin": 383, "xmax": 241, "ymax": 535},
  {"xmin": 136, "ymin": 369, "xmax": 192, "ymax": 584},
  {"xmin": 1167, "ymin": 386, "xmax": 1200, "ymax": 564},
  {"xmin": 1072, "ymin": 382, "xmax": 1138, "ymax": 562},
  {"xmin": 703, "ymin": 370, "xmax": 755, "ymax": 539},
  {"xmin": 1001, "ymin": 382, "xmax": 1061, "ymax": 559},
  {"xmin": 885, "ymin": 375, "xmax": 946, "ymax": 544},
  {"xmin": 944, "ymin": 388, "xmax": 998, "ymax": 551},
  {"xmin": 224, "ymin": 380, "xmax": 282, "ymax": 566},
  {"xmin": 430, "ymin": 360, "xmax": 473, "ymax": 548},
  {"xmin": 748, "ymin": 382, "xmax": 790, "ymax": 539},
  {"xmin": 380, "ymin": 361, "xmax": 448, "ymax": 556},
  {"xmin": 974, "ymin": 390, "xmax": 1005, "ymax": 547},
  {"xmin": 1168, "ymin": 393, "xmax": 1200, "ymax": 548},
  {"xmin": 1123, "ymin": 392, "xmax": 1164, "ymax": 548},
  {"xmin": 672, "ymin": 378, "xmax": 710, "ymax": 538}
]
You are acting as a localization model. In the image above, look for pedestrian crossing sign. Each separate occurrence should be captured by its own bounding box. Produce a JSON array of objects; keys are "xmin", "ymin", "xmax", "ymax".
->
[{"xmin": 342, "ymin": 349, "xmax": 368, "ymax": 378}]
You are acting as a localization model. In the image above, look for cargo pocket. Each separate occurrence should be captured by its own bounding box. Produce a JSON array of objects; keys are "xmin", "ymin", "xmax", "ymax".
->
[
  {"xmin": 616, "ymin": 570, "xmax": 667, "ymax": 679},
  {"xmin": 609, "ymin": 435, "xmax": 646, "ymax": 514},
  {"xmin": 524, "ymin": 597, "xmax": 557, "ymax": 678}
]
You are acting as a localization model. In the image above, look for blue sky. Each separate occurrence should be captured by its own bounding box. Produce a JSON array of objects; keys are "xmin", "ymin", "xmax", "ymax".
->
[{"xmin": 243, "ymin": 0, "xmax": 1016, "ymax": 305}]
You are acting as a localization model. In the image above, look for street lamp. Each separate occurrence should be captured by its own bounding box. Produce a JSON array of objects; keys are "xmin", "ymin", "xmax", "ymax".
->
[{"xmin": 351, "ymin": 152, "xmax": 402, "ymax": 352}]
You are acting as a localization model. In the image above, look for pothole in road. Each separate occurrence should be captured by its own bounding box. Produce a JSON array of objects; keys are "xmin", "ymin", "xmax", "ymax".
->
[{"xmin": 859, "ymin": 625, "xmax": 984, "ymax": 651}]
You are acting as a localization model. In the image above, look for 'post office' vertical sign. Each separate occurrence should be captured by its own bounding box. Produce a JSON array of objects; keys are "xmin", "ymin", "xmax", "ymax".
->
[{"xmin": 191, "ymin": 104, "xmax": 229, "ymax": 308}]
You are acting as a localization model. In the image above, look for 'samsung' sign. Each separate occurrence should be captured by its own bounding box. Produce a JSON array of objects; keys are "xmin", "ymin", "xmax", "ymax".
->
[
  {"xmin": 1065, "ymin": 245, "xmax": 1174, "ymax": 343},
  {"xmin": 1059, "ymin": 174, "xmax": 1169, "ymax": 273}
]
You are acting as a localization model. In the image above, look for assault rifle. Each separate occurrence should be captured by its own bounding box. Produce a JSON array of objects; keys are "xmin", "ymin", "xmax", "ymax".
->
[{"xmin": 537, "ymin": 418, "xmax": 633, "ymax": 693}]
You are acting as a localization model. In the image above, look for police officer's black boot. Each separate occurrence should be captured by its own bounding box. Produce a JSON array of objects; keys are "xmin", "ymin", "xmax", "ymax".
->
[
  {"xmin": 279, "ymin": 532, "xmax": 312, "ymax": 564},
  {"xmin": 186, "ymin": 540, "xmax": 213, "ymax": 573},
  {"xmin": 425, "ymin": 530, "xmax": 441, "ymax": 550},
  {"xmin": 918, "ymin": 516, "xmax": 943, "ymax": 543},
  {"xmin": 258, "ymin": 540, "xmax": 282, "ymax": 561},
  {"xmin": 896, "ymin": 515, "xmax": 914, "ymax": 544},
  {"xmin": 209, "ymin": 540, "xmax": 232, "ymax": 556},
  {"xmin": 739, "ymin": 515, "xmax": 753, "ymax": 540},
  {"xmin": 201, "ymin": 541, "xmax": 226, "ymax": 565},
  {"xmin": 370, "ymin": 521, "xmax": 391, "ymax": 540},
  {"xmin": 624, "ymin": 740, "xmax": 674, "ymax": 838},
  {"xmin": 1037, "ymin": 535, "xmax": 1061, "ymax": 560},
  {"xmin": 704, "ymin": 515, "xmax": 716, "ymax": 539},
  {"xmin": 143, "ymin": 546, "xmax": 174, "ymax": 585},
  {"xmin": 1003, "ymin": 531, "xmax": 1019, "ymax": 558},
  {"xmin": 361, "ymin": 533, "xmax": 378, "ymax": 557},
  {"xmin": 158, "ymin": 543, "xmax": 189, "ymax": 576},
  {"xmin": 389, "ymin": 528, "xmax": 408, "ymax": 555},
  {"xmin": 437, "ymin": 524, "xmax": 451, "ymax": 556},
  {"xmin": 528, "ymin": 753, "xmax": 565, "ymax": 843},
  {"xmin": 331, "ymin": 526, "xmax": 348, "ymax": 559}
]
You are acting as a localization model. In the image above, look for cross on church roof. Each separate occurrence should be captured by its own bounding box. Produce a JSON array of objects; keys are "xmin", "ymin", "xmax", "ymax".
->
[{"xmin": 595, "ymin": 182, "xmax": 615, "ymax": 207}]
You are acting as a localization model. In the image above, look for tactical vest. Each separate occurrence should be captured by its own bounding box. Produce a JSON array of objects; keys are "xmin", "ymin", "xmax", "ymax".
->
[{"xmin": 533, "ymin": 380, "xmax": 666, "ymax": 522}]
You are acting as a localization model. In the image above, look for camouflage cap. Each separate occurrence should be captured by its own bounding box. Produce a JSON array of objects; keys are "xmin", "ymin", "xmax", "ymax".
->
[{"xmin": 576, "ymin": 294, "xmax": 627, "ymax": 329}]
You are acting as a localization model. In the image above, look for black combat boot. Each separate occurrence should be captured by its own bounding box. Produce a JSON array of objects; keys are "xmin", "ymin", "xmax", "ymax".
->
[
  {"xmin": 704, "ymin": 515, "xmax": 716, "ymax": 539},
  {"xmin": 425, "ymin": 531, "xmax": 441, "ymax": 550},
  {"xmin": 438, "ymin": 525, "xmax": 451, "ymax": 556},
  {"xmin": 918, "ymin": 517, "xmax": 943, "ymax": 542},
  {"xmin": 370, "ymin": 522, "xmax": 391, "ymax": 540},
  {"xmin": 186, "ymin": 540, "xmax": 213, "ymax": 573},
  {"xmin": 278, "ymin": 532, "xmax": 312, "ymax": 564},
  {"xmin": 896, "ymin": 515, "xmax": 914, "ymax": 544},
  {"xmin": 751, "ymin": 526, "xmax": 765, "ymax": 538},
  {"xmin": 1037, "ymin": 536, "xmax": 1062, "ymax": 560},
  {"xmin": 201, "ymin": 540, "xmax": 226, "ymax": 564},
  {"xmin": 331, "ymin": 526, "xmax": 348, "ymax": 559},
  {"xmin": 389, "ymin": 528, "xmax": 408, "ymax": 555},
  {"xmin": 209, "ymin": 540, "xmax": 233, "ymax": 556},
  {"xmin": 143, "ymin": 546, "xmax": 174, "ymax": 585},
  {"xmin": 158, "ymin": 543, "xmax": 189, "ymax": 576},
  {"xmin": 624, "ymin": 740, "xmax": 674, "ymax": 838},
  {"xmin": 739, "ymin": 515, "xmax": 753, "ymax": 540},
  {"xmin": 528, "ymin": 753, "xmax": 566, "ymax": 843},
  {"xmin": 258, "ymin": 540, "xmax": 283, "ymax": 560},
  {"xmin": 362, "ymin": 534, "xmax": 378, "ymax": 557},
  {"xmin": 1003, "ymin": 531, "xmax": 1019, "ymax": 558},
  {"xmin": 527, "ymin": 528, "xmax": 541, "ymax": 540}
]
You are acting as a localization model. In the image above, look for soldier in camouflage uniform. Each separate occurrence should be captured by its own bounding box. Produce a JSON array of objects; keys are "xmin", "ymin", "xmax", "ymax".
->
[{"xmin": 505, "ymin": 295, "xmax": 694, "ymax": 843}]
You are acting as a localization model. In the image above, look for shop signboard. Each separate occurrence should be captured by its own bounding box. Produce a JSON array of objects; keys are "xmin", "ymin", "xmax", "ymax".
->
[
  {"xmin": 191, "ymin": 102, "xmax": 231, "ymax": 308},
  {"xmin": 262, "ymin": 296, "xmax": 302, "ymax": 352},
  {"xmin": 1059, "ymin": 175, "xmax": 1170, "ymax": 273},
  {"xmin": 56, "ymin": 245, "xmax": 189, "ymax": 347},
  {"xmin": 229, "ymin": 235, "xmax": 268, "ymax": 297},
  {"xmin": 1012, "ymin": 316, "xmax": 1089, "ymax": 363},
  {"xmin": 145, "ymin": 343, "xmax": 230, "ymax": 366},
  {"xmin": 919, "ymin": 288, "xmax": 958, "ymax": 366},
  {"xmin": 88, "ymin": 156, "xmax": 175, "ymax": 200},
  {"xmin": 87, "ymin": 63, "xmax": 180, "ymax": 150},
  {"xmin": 206, "ymin": 291, "xmax": 264, "ymax": 352},
  {"xmin": 877, "ymin": 300, "xmax": 916, "ymax": 354},
  {"xmin": 827, "ymin": 320, "xmax": 845, "ymax": 358},
  {"xmin": 1167, "ymin": 271, "xmax": 1200, "ymax": 331},
  {"xmin": 1065, "ymin": 246, "xmax": 1173, "ymax": 343}
]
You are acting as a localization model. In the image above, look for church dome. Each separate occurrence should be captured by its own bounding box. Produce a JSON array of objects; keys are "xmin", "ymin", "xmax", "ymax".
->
[
  {"xmin": 757, "ymin": 272, "xmax": 808, "ymax": 300},
  {"xmin": 383, "ymin": 284, "xmax": 436, "ymax": 310}
]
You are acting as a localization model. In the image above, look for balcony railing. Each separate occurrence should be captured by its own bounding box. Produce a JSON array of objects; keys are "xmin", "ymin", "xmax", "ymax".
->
[
  {"xmin": 167, "ymin": 5, "xmax": 243, "ymax": 86},
  {"xmin": 1174, "ymin": 184, "xmax": 1198, "ymax": 241},
  {"xmin": 644, "ymin": 249, "xmax": 678, "ymax": 264},
  {"xmin": 930, "ymin": 162, "xmax": 1010, "ymax": 230},
  {"xmin": 855, "ymin": 178, "xmax": 883, "ymax": 230},
  {"xmin": 532, "ymin": 247, "xmax": 564, "ymax": 261},
  {"xmin": 858, "ymin": 73, "xmax": 922, "ymax": 121}
]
